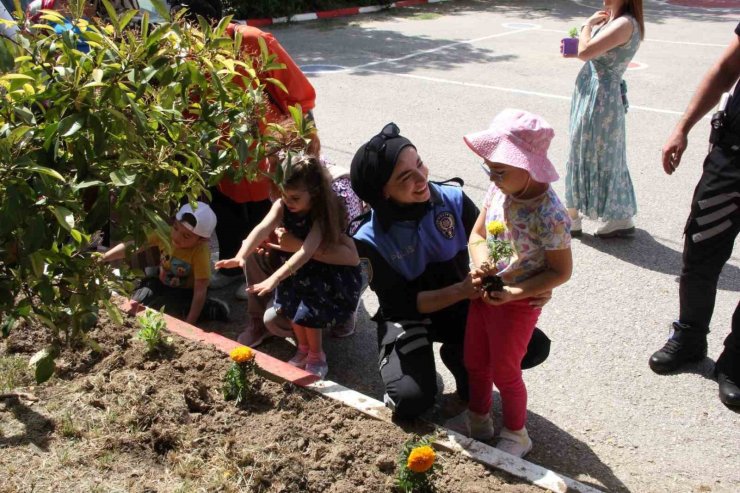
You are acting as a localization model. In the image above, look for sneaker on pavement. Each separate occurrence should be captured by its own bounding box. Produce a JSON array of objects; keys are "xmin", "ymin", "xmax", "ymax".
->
[
  {"xmin": 496, "ymin": 427, "xmax": 533, "ymax": 458},
  {"xmin": 202, "ymin": 298, "xmax": 230, "ymax": 322},
  {"xmin": 444, "ymin": 409, "xmax": 495, "ymax": 441},
  {"xmin": 570, "ymin": 215, "xmax": 582, "ymax": 238},
  {"xmin": 236, "ymin": 318, "xmax": 271, "ymax": 348},
  {"xmin": 305, "ymin": 359, "xmax": 329, "ymax": 379},
  {"xmin": 594, "ymin": 218, "xmax": 635, "ymax": 238},
  {"xmin": 210, "ymin": 271, "xmax": 242, "ymax": 290},
  {"xmin": 234, "ymin": 282, "xmax": 249, "ymax": 300}
]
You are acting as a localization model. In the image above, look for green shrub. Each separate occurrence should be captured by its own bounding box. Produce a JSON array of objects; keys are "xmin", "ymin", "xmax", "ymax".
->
[
  {"xmin": 224, "ymin": 0, "xmax": 393, "ymax": 20},
  {"xmin": 0, "ymin": 1, "xmax": 310, "ymax": 381}
]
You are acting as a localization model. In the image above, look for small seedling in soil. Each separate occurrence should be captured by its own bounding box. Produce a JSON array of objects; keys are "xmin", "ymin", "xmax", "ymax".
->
[
  {"xmin": 395, "ymin": 434, "xmax": 441, "ymax": 493},
  {"xmin": 136, "ymin": 309, "xmax": 169, "ymax": 353},
  {"xmin": 568, "ymin": 26, "xmax": 580, "ymax": 38},
  {"xmin": 223, "ymin": 346, "xmax": 257, "ymax": 405}
]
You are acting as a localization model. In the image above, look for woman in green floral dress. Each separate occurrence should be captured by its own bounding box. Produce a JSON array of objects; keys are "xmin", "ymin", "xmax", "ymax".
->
[{"xmin": 565, "ymin": 0, "xmax": 644, "ymax": 238}]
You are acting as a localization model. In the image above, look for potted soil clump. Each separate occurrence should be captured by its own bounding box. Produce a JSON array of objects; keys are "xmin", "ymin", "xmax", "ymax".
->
[
  {"xmin": 478, "ymin": 220, "xmax": 514, "ymax": 294},
  {"xmin": 560, "ymin": 27, "xmax": 579, "ymax": 57}
]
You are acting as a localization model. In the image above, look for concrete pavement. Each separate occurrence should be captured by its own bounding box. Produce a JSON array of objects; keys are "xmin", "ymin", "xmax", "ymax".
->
[{"xmin": 238, "ymin": 1, "xmax": 739, "ymax": 491}]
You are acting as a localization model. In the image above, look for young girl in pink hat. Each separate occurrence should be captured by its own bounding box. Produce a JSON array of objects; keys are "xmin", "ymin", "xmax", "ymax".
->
[{"xmin": 447, "ymin": 109, "xmax": 573, "ymax": 457}]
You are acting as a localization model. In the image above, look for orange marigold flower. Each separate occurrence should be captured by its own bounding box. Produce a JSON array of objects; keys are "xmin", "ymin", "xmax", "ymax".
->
[
  {"xmin": 230, "ymin": 346, "xmax": 255, "ymax": 364},
  {"xmin": 406, "ymin": 445, "xmax": 435, "ymax": 473}
]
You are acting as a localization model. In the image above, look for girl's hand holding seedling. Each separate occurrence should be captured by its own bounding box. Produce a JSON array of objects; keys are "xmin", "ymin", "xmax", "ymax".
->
[{"xmin": 483, "ymin": 284, "xmax": 524, "ymax": 306}]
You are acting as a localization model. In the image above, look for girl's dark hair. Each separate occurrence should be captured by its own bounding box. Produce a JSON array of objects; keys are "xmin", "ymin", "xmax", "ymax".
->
[
  {"xmin": 284, "ymin": 155, "xmax": 346, "ymax": 246},
  {"xmin": 170, "ymin": 0, "xmax": 222, "ymax": 22},
  {"xmin": 620, "ymin": 0, "xmax": 645, "ymax": 40}
]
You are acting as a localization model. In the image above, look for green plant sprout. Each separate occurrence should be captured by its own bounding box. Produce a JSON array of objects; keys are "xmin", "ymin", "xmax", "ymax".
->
[
  {"xmin": 223, "ymin": 346, "xmax": 257, "ymax": 405},
  {"xmin": 136, "ymin": 309, "xmax": 168, "ymax": 353}
]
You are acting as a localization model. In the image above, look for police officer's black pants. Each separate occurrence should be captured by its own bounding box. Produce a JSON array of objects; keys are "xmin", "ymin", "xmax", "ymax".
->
[
  {"xmin": 678, "ymin": 147, "xmax": 740, "ymax": 380},
  {"xmin": 376, "ymin": 310, "xmax": 467, "ymax": 420}
]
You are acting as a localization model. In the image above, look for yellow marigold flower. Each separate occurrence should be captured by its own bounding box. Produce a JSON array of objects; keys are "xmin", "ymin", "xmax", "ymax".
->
[
  {"xmin": 486, "ymin": 220, "xmax": 506, "ymax": 236},
  {"xmin": 230, "ymin": 346, "xmax": 255, "ymax": 364},
  {"xmin": 407, "ymin": 445, "xmax": 435, "ymax": 473}
]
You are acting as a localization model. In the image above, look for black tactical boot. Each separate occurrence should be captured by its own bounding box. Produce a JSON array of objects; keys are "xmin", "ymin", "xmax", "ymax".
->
[{"xmin": 649, "ymin": 321, "xmax": 709, "ymax": 374}]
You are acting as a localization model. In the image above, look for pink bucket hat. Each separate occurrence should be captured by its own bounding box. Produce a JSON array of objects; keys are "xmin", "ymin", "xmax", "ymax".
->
[{"xmin": 463, "ymin": 108, "xmax": 558, "ymax": 183}]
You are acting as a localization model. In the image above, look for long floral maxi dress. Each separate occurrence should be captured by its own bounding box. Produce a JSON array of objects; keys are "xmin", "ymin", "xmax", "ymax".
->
[{"xmin": 565, "ymin": 16, "xmax": 641, "ymax": 221}]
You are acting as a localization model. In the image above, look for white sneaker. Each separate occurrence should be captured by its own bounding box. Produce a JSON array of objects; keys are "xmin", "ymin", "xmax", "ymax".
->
[
  {"xmin": 234, "ymin": 282, "xmax": 249, "ymax": 300},
  {"xmin": 496, "ymin": 427, "xmax": 533, "ymax": 458},
  {"xmin": 210, "ymin": 271, "xmax": 241, "ymax": 289},
  {"xmin": 445, "ymin": 410, "xmax": 495, "ymax": 441},
  {"xmin": 567, "ymin": 208, "xmax": 582, "ymax": 237},
  {"xmin": 594, "ymin": 218, "xmax": 635, "ymax": 238},
  {"xmin": 570, "ymin": 215, "xmax": 582, "ymax": 237}
]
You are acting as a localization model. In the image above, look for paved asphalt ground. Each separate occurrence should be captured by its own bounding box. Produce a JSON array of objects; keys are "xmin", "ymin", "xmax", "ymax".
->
[{"xmin": 211, "ymin": 1, "xmax": 739, "ymax": 491}]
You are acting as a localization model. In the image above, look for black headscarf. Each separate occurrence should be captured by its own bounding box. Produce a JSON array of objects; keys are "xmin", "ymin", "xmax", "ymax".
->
[{"xmin": 351, "ymin": 124, "xmax": 429, "ymax": 230}]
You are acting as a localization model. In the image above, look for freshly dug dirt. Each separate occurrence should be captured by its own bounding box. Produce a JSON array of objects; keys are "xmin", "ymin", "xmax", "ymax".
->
[{"xmin": 0, "ymin": 309, "xmax": 541, "ymax": 492}]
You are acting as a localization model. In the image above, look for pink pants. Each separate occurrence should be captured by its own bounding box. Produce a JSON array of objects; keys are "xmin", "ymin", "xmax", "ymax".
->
[{"xmin": 465, "ymin": 298, "xmax": 541, "ymax": 431}]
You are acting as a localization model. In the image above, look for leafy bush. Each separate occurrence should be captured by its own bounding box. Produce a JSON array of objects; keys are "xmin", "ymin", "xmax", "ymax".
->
[
  {"xmin": 0, "ymin": 1, "xmax": 310, "ymax": 381},
  {"xmin": 224, "ymin": 0, "xmax": 393, "ymax": 20}
]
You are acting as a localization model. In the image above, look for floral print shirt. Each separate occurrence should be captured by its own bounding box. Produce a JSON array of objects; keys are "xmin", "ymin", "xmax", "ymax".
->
[{"xmin": 483, "ymin": 184, "xmax": 571, "ymax": 284}]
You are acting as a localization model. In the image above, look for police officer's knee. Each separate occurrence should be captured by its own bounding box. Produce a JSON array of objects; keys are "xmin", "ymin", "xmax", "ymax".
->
[{"xmin": 384, "ymin": 375, "xmax": 436, "ymax": 419}]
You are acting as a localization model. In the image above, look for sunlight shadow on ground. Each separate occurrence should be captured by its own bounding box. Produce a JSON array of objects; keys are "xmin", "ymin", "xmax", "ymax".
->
[
  {"xmin": 579, "ymin": 228, "xmax": 739, "ymax": 292},
  {"xmin": 0, "ymin": 396, "xmax": 54, "ymax": 450}
]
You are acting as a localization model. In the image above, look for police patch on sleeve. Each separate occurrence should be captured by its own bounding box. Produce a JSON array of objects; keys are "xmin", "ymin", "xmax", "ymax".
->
[{"xmin": 434, "ymin": 211, "xmax": 456, "ymax": 239}]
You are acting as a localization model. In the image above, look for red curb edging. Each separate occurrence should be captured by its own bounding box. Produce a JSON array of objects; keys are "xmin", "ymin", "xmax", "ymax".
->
[
  {"xmin": 317, "ymin": 7, "xmax": 361, "ymax": 19},
  {"xmin": 243, "ymin": 0, "xmax": 448, "ymax": 27},
  {"xmin": 120, "ymin": 300, "xmax": 320, "ymax": 386}
]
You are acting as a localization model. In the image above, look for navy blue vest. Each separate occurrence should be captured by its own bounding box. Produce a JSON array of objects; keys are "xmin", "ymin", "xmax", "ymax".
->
[{"xmin": 354, "ymin": 183, "xmax": 468, "ymax": 281}]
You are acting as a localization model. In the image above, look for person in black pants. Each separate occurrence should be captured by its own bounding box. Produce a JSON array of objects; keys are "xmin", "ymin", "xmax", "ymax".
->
[
  {"xmin": 649, "ymin": 22, "xmax": 740, "ymax": 409},
  {"xmin": 349, "ymin": 123, "xmax": 551, "ymax": 419}
]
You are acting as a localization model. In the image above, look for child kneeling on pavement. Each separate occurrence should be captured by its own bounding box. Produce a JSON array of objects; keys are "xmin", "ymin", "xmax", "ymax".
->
[{"xmin": 102, "ymin": 202, "xmax": 229, "ymax": 325}]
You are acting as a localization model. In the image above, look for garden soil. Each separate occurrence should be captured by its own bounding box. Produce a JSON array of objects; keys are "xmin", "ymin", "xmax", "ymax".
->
[{"xmin": 0, "ymin": 307, "xmax": 541, "ymax": 492}]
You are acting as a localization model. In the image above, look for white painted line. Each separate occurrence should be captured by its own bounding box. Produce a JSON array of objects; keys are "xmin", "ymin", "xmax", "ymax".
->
[
  {"xmin": 307, "ymin": 377, "xmax": 601, "ymax": 493},
  {"xmin": 502, "ymin": 22, "xmax": 541, "ymax": 29},
  {"xmin": 349, "ymin": 27, "xmax": 540, "ymax": 71},
  {"xmin": 537, "ymin": 28, "xmax": 727, "ymax": 47},
  {"xmin": 355, "ymin": 70, "xmax": 687, "ymax": 116}
]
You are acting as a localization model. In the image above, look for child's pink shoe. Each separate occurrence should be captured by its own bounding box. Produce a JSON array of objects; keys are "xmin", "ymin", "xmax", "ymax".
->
[
  {"xmin": 305, "ymin": 351, "xmax": 328, "ymax": 379},
  {"xmin": 288, "ymin": 346, "xmax": 309, "ymax": 369}
]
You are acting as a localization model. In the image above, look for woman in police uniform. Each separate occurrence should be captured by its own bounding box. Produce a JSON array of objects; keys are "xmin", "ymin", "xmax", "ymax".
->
[{"xmin": 350, "ymin": 123, "xmax": 550, "ymax": 419}]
